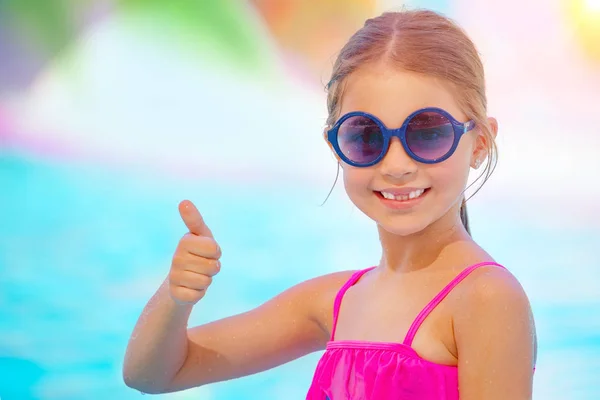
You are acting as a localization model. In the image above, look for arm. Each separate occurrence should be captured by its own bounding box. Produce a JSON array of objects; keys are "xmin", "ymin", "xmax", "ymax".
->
[
  {"xmin": 123, "ymin": 269, "xmax": 352, "ymax": 394},
  {"xmin": 123, "ymin": 199, "xmax": 353, "ymax": 394},
  {"xmin": 165, "ymin": 270, "xmax": 351, "ymax": 392},
  {"xmin": 123, "ymin": 278, "xmax": 194, "ymax": 393},
  {"xmin": 454, "ymin": 267, "xmax": 537, "ymax": 400}
]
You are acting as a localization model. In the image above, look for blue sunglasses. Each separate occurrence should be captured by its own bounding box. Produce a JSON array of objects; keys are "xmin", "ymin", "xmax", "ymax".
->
[{"xmin": 327, "ymin": 107, "xmax": 476, "ymax": 167}]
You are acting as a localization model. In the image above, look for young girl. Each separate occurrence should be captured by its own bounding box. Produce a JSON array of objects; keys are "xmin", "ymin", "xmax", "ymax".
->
[{"xmin": 124, "ymin": 9, "xmax": 537, "ymax": 400}]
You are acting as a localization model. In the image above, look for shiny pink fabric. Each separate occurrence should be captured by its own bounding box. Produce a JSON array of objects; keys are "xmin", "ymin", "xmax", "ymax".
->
[{"xmin": 306, "ymin": 262, "xmax": 506, "ymax": 400}]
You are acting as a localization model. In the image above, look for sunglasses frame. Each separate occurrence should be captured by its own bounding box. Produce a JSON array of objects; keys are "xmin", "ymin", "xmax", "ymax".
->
[{"xmin": 327, "ymin": 107, "xmax": 476, "ymax": 167}]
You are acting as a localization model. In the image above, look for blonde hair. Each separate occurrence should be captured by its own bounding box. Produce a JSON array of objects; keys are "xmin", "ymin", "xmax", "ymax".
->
[{"xmin": 325, "ymin": 9, "xmax": 497, "ymax": 235}]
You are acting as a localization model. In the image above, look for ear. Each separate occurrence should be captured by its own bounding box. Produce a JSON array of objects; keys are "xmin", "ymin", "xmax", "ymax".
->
[
  {"xmin": 488, "ymin": 117, "xmax": 498, "ymax": 139},
  {"xmin": 471, "ymin": 117, "xmax": 498, "ymax": 169},
  {"xmin": 324, "ymin": 129, "xmax": 342, "ymax": 164}
]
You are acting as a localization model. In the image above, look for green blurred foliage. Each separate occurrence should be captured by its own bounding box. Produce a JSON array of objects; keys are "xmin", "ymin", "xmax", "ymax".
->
[
  {"xmin": 120, "ymin": 0, "xmax": 268, "ymax": 70},
  {"xmin": 1, "ymin": 0, "xmax": 78, "ymax": 56},
  {"xmin": 0, "ymin": 0, "xmax": 272, "ymax": 74}
]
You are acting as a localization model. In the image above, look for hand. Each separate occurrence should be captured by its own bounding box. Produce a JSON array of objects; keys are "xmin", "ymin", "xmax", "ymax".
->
[{"xmin": 168, "ymin": 200, "xmax": 221, "ymax": 305}]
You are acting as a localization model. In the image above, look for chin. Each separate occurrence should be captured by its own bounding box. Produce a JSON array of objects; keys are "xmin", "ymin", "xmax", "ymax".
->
[
  {"xmin": 350, "ymin": 198, "xmax": 428, "ymax": 236},
  {"xmin": 377, "ymin": 218, "xmax": 431, "ymax": 237}
]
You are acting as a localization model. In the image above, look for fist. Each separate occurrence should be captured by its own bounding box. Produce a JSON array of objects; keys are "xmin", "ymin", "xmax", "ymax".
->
[{"xmin": 168, "ymin": 200, "xmax": 221, "ymax": 305}]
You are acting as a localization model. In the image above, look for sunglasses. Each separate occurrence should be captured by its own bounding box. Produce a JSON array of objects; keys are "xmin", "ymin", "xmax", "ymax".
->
[{"xmin": 327, "ymin": 107, "xmax": 476, "ymax": 167}]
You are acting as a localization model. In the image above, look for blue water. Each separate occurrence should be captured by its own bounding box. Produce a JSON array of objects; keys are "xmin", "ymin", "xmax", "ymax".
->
[{"xmin": 1, "ymin": 152, "xmax": 599, "ymax": 399}]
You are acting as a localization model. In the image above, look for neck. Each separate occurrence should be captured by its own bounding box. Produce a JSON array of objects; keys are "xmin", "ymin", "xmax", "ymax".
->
[{"xmin": 377, "ymin": 209, "xmax": 472, "ymax": 274}]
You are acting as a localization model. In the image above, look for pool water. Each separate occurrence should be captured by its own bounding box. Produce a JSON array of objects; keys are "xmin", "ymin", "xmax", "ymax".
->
[{"xmin": 1, "ymin": 152, "xmax": 598, "ymax": 399}]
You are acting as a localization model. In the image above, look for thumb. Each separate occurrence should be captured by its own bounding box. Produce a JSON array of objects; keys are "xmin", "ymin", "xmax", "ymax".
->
[{"xmin": 178, "ymin": 200, "xmax": 214, "ymax": 238}]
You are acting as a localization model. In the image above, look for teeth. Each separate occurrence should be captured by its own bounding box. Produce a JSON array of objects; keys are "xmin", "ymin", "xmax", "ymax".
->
[{"xmin": 381, "ymin": 189, "xmax": 425, "ymax": 201}]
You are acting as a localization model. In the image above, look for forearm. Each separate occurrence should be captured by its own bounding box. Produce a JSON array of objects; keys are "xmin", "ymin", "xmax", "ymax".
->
[{"xmin": 123, "ymin": 278, "xmax": 194, "ymax": 393}]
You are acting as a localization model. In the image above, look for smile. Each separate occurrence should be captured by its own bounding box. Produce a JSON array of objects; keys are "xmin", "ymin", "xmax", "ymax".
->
[{"xmin": 379, "ymin": 189, "xmax": 427, "ymax": 202}]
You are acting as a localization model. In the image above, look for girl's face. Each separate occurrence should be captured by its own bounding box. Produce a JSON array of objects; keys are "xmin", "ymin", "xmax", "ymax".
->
[{"xmin": 332, "ymin": 63, "xmax": 494, "ymax": 236}]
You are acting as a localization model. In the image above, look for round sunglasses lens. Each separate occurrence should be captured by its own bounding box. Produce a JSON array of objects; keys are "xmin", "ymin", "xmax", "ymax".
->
[
  {"xmin": 406, "ymin": 111, "xmax": 454, "ymax": 161},
  {"xmin": 337, "ymin": 115, "xmax": 384, "ymax": 165}
]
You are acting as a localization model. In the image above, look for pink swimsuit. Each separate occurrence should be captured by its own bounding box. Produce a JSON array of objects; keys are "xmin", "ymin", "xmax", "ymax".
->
[{"xmin": 306, "ymin": 262, "xmax": 506, "ymax": 400}]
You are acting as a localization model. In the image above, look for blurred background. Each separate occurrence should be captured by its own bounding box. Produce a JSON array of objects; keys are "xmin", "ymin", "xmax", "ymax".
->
[{"xmin": 1, "ymin": 0, "xmax": 599, "ymax": 399}]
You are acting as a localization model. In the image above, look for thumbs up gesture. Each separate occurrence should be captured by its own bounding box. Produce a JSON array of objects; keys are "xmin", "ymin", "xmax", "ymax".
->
[{"xmin": 168, "ymin": 200, "xmax": 222, "ymax": 305}]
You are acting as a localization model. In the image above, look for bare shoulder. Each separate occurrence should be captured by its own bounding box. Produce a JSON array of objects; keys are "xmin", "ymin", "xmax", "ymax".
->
[
  {"xmin": 452, "ymin": 264, "xmax": 537, "ymax": 365},
  {"xmin": 297, "ymin": 269, "xmax": 359, "ymax": 337},
  {"xmin": 455, "ymin": 264, "xmax": 530, "ymax": 306}
]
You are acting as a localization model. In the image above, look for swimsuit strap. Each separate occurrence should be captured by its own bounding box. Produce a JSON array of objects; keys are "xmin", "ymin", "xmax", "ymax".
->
[
  {"xmin": 330, "ymin": 267, "xmax": 376, "ymax": 341},
  {"xmin": 402, "ymin": 261, "xmax": 506, "ymax": 346}
]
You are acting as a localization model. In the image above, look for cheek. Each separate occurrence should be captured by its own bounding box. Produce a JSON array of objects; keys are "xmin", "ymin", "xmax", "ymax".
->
[
  {"xmin": 342, "ymin": 167, "xmax": 373, "ymax": 196},
  {"xmin": 431, "ymin": 149, "xmax": 471, "ymax": 193}
]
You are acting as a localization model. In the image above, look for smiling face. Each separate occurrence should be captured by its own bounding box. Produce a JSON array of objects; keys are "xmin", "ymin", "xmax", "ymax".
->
[{"xmin": 332, "ymin": 62, "xmax": 485, "ymax": 236}]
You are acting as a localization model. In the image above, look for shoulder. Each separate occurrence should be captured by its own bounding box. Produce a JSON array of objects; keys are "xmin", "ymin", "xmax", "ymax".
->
[
  {"xmin": 452, "ymin": 264, "xmax": 537, "ymax": 361},
  {"xmin": 288, "ymin": 269, "xmax": 362, "ymax": 336},
  {"xmin": 260, "ymin": 269, "xmax": 359, "ymax": 317},
  {"xmin": 286, "ymin": 269, "xmax": 359, "ymax": 298},
  {"xmin": 299, "ymin": 268, "xmax": 361, "ymax": 308},
  {"xmin": 455, "ymin": 264, "xmax": 530, "ymax": 308}
]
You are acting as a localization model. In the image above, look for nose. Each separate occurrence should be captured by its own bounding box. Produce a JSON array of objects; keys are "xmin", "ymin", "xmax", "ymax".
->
[{"xmin": 378, "ymin": 137, "xmax": 418, "ymax": 178}]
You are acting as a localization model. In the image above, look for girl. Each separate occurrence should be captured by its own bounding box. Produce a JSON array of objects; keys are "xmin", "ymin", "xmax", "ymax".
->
[{"xmin": 124, "ymin": 9, "xmax": 537, "ymax": 400}]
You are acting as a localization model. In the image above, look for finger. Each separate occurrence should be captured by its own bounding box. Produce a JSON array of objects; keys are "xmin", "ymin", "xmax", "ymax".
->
[
  {"xmin": 171, "ymin": 252, "xmax": 221, "ymax": 277},
  {"xmin": 178, "ymin": 200, "xmax": 214, "ymax": 238},
  {"xmin": 179, "ymin": 234, "xmax": 221, "ymax": 259},
  {"xmin": 170, "ymin": 286, "xmax": 205, "ymax": 305},
  {"xmin": 170, "ymin": 270, "xmax": 213, "ymax": 291},
  {"xmin": 181, "ymin": 258, "xmax": 221, "ymax": 277}
]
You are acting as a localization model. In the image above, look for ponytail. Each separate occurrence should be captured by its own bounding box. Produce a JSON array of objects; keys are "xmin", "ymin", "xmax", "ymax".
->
[{"xmin": 460, "ymin": 200, "xmax": 470, "ymax": 236}]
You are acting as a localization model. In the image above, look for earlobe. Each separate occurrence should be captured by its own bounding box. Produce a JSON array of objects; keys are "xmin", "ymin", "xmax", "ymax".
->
[{"xmin": 488, "ymin": 117, "xmax": 498, "ymax": 139}]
